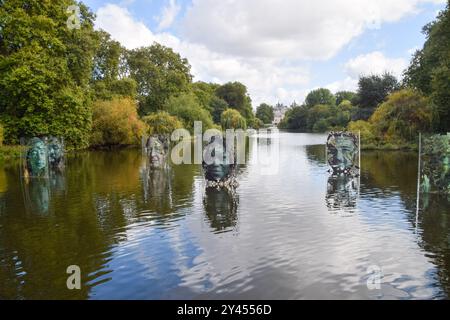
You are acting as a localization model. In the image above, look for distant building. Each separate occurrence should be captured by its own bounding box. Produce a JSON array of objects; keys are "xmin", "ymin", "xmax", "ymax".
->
[{"xmin": 273, "ymin": 103, "xmax": 288, "ymax": 126}]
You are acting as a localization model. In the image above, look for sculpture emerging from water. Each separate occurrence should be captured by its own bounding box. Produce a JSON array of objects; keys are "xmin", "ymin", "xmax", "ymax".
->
[
  {"xmin": 25, "ymin": 138, "xmax": 49, "ymax": 178},
  {"xmin": 146, "ymin": 135, "xmax": 168, "ymax": 168},
  {"xmin": 327, "ymin": 132, "xmax": 360, "ymax": 176},
  {"xmin": 202, "ymin": 137, "xmax": 238, "ymax": 189},
  {"xmin": 421, "ymin": 134, "xmax": 450, "ymax": 194},
  {"xmin": 47, "ymin": 137, "xmax": 65, "ymax": 171}
]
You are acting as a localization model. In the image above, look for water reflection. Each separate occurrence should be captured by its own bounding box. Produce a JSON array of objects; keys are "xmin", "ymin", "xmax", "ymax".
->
[
  {"xmin": 203, "ymin": 187, "xmax": 239, "ymax": 233},
  {"xmin": 1, "ymin": 134, "xmax": 450, "ymax": 299},
  {"xmin": 326, "ymin": 176, "xmax": 359, "ymax": 215}
]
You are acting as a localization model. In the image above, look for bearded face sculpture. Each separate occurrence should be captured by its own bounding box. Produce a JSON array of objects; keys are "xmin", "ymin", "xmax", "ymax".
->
[{"xmin": 327, "ymin": 132, "xmax": 359, "ymax": 176}]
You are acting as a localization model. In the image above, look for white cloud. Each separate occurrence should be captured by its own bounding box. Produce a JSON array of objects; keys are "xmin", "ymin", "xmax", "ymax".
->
[
  {"xmin": 95, "ymin": 4, "xmax": 310, "ymax": 106},
  {"xmin": 344, "ymin": 51, "xmax": 408, "ymax": 78},
  {"xmin": 96, "ymin": 4, "xmax": 155, "ymax": 49},
  {"xmin": 325, "ymin": 51, "xmax": 408, "ymax": 93},
  {"xmin": 182, "ymin": 0, "xmax": 444, "ymax": 60},
  {"xmin": 95, "ymin": 0, "xmax": 443, "ymax": 107},
  {"xmin": 156, "ymin": 0, "xmax": 181, "ymax": 31}
]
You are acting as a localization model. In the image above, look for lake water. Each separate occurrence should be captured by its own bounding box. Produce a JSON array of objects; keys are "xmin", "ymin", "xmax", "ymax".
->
[{"xmin": 0, "ymin": 132, "xmax": 449, "ymax": 300}]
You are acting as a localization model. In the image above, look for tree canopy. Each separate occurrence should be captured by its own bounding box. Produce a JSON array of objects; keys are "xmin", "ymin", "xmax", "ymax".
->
[{"xmin": 256, "ymin": 103, "xmax": 274, "ymax": 124}]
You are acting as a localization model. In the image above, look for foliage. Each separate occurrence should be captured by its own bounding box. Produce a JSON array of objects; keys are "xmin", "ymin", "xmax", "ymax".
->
[
  {"xmin": 305, "ymin": 88, "xmax": 335, "ymax": 108},
  {"xmin": 279, "ymin": 105, "xmax": 309, "ymax": 131},
  {"xmin": 142, "ymin": 111, "xmax": 183, "ymax": 136},
  {"xmin": 215, "ymin": 82, "xmax": 254, "ymax": 120},
  {"xmin": 248, "ymin": 117, "xmax": 264, "ymax": 129},
  {"xmin": 221, "ymin": 109, "xmax": 247, "ymax": 130},
  {"xmin": 209, "ymin": 96, "xmax": 229, "ymax": 124},
  {"xmin": 90, "ymin": 98, "xmax": 145, "ymax": 147},
  {"xmin": 191, "ymin": 81, "xmax": 220, "ymax": 112},
  {"xmin": 0, "ymin": 124, "xmax": 3, "ymax": 147},
  {"xmin": 347, "ymin": 120, "xmax": 377, "ymax": 147},
  {"xmin": 353, "ymin": 73, "xmax": 400, "ymax": 120},
  {"xmin": 370, "ymin": 89, "xmax": 433, "ymax": 143},
  {"xmin": 335, "ymin": 91, "xmax": 356, "ymax": 106},
  {"xmin": 165, "ymin": 93, "xmax": 214, "ymax": 132},
  {"xmin": 127, "ymin": 43, "xmax": 192, "ymax": 115},
  {"xmin": 0, "ymin": 0, "xmax": 98, "ymax": 149},
  {"xmin": 256, "ymin": 103, "xmax": 274, "ymax": 124}
]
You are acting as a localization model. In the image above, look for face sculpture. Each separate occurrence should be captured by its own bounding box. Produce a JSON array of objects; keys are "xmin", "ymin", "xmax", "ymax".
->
[
  {"xmin": 203, "ymin": 139, "xmax": 235, "ymax": 183},
  {"xmin": 26, "ymin": 138, "xmax": 48, "ymax": 177},
  {"xmin": 147, "ymin": 136, "xmax": 167, "ymax": 168},
  {"xmin": 47, "ymin": 138, "xmax": 64, "ymax": 170},
  {"xmin": 421, "ymin": 134, "xmax": 450, "ymax": 194},
  {"xmin": 327, "ymin": 132, "xmax": 358, "ymax": 176}
]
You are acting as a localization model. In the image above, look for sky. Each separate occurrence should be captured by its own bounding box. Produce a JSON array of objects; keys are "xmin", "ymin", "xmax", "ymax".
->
[{"xmin": 82, "ymin": 0, "xmax": 447, "ymax": 108}]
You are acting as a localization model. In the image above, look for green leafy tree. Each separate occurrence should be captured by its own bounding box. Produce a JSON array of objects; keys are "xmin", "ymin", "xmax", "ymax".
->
[
  {"xmin": 191, "ymin": 81, "xmax": 220, "ymax": 112},
  {"xmin": 0, "ymin": 0, "xmax": 98, "ymax": 148},
  {"xmin": 221, "ymin": 109, "xmax": 247, "ymax": 130},
  {"xmin": 209, "ymin": 96, "xmax": 229, "ymax": 124},
  {"xmin": 256, "ymin": 103, "xmax": 274, "ymax": 124},
  {"xmin": 91, "ymin": 30, "xmax": 137, "ymax": 100},
  {"xmin": 279, "ymin": 106, "xmax": 308, "ymax": 131},
  {"xmin": 142, "ymin": 111, "xmax": 182, "ymax": 136},
  {"xmin": 370, "ymin": 89, "xmax": 434, "ymax": 143},
  {"xmin": 307, "ymin": 104, "xmax": 333, "ymax": 131},
  {"xmin": 215, "ymin": 82, "xmax": 254, "ymax": 120},
  {"xmin": 405, "ymin": 2, "xmax": 450, "ymax": 132},
  {"xmin": 335, "ymin": 91, "xmax": 356, "ymax": 105},
  {"xmin": 165, "ymin": 93, "xmax": 214, "ymax": 132},
  {"xmin": 127, "ymin": 43, "xmax": 192, "ymax": 115},
  {"xmin": 354, "ymin": 73, "xmax": 400, "ymax": 120},
  {"xmin": 90, "ymin": 98, "xmax": 145, "ymax": 147},
  {"xmin": 305, "ymin": 88, "xmax": 335, "ymax": 108}
]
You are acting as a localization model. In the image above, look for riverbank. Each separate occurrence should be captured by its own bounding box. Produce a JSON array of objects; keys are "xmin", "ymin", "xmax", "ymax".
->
[{"xmin": 0, "ymin": 145, "xmax": 25, "ymax": 161}]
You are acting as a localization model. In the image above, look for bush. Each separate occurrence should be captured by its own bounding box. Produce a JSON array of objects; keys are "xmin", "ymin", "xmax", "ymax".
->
[
  {"xmin": 369, "ymin": 89, "xmax": 433, "ymax": 143},
  {"xmin": 142, "ymin": 111, "xmax": 183, "ymax": 136},
  {"xmin": 348, "ymin": 120, "xmax": 377, "ymax": 147},
  {"xmin": 165, "ymin": 93, "xmax": 214, "ymax": 132},
  {"xmin": 248, "ymin": 117, "xmax": 264, "ymax": 130},
  {"xmin": 90, "ymin": 98, "xmax": 145, "ymax": 147},
  {"xmin": 221, "ymin": 109, "xmax": 247, "ymax": 130}
]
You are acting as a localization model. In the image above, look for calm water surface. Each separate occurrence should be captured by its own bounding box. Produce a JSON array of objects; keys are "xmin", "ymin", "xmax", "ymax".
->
[{"xmin": 1, "ymin": 132, "xmax": 449, "ymax": 300}]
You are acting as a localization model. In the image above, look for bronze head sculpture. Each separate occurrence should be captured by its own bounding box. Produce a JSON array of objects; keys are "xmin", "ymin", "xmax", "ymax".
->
[{"xmin": 327, "ymin": 132, "xmax": 359, "ymax": 176}]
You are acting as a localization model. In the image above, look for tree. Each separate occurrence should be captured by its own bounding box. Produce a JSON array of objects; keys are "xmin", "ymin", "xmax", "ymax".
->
[
  {"xmin": 279, "ymin": 106, "xmax": 309, "ymax": 131},
  {"xmin": 405, "ymin": 2, "xmax": 450, "ymax": 132},
  {"xmin": 369, "ymin": 89, "xmax": 434, "ymax": 143},
  {"xmin": 354, "ymin": 73, "xmax": 400, "ymax": 120},
  {"xmin": 305, "ymin": 88, "xmax": 335, "ymax": 108},
  {"xmin": 90, "ymin": 98, "xmax": 145, "ymax": 147},
  {"xmin": 256, "ymin": 103, "xmax": 274, "ymax": 124},
  {"xmin": 91, "ymin": 30, "xmax": 137, "ymax": 100},
  {"xmin": 221, "ymin": 109, "xmax": 247, "ymax": 130},
  {"xmin": 307, "ymin": 104, "xmax": 333, "ymax": 132},
  {"xmin": 191, "ymin": 81, "xmax": 220, "ymax": 112},
  {"xmin": 335, "ymin": 91, "xmax": 356, "ymax": 106},
  {"xmin": 165, "ymin": 93, "xmax": 214, "ymax": 132},
  {"xmin": 0, "ymin": 0, "xmax": 98, "ymax": 148},
  {"xmin": 215, "ymin": 82, "xmax": 254, "ymax": 120},
  {"xmin": 127, "ymin": 43, "xmax": 192, "ymax": 115},
  {"xmin": 142, "ymin": 111, "xmax": 182, "ymax": 136},
  {"xmin": 209, "ymin": 97, "xmax": 229, "ymax": 124}
]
